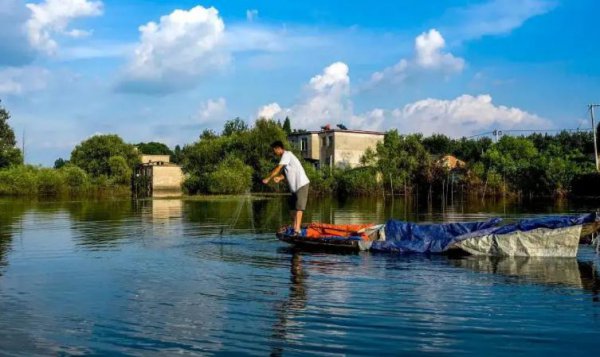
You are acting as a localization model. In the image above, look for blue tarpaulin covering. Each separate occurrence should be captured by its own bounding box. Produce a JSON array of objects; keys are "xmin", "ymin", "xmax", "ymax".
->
[
  {"xmin": 370, "ymin": 213, "xmax": 598, "ymax": 254},
  {"xmin": 370, "ymin": 218, "xmax": 501, "ymax": 253}
]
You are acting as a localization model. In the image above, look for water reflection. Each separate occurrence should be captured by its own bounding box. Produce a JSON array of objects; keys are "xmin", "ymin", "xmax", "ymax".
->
[
  {"xmin": 270, "ymin": 250, "xmax": 308, "ymax": 357},
  {"xmin": 449, "ymin": 255, "xmax": 600, "ymax": 300}
]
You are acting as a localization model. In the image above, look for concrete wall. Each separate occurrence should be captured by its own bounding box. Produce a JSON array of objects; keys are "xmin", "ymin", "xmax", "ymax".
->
[
  {"xmin": 331, "ymin": 132, "xmax": 383, "ymax": 168},
  {"xmin": 152, "ymin": 166, "xmax": 184, "ymax": 194},
  {"xmin": 317, "ymin": 131, "xmax": 383, "ymax": 168},
  {"xmin": 141, "ymin": 155, "xmax": 170, "ymax": 164},
  {"xmin": 289, "ymin": 133, "xmax": 319, "ymax": 161}
]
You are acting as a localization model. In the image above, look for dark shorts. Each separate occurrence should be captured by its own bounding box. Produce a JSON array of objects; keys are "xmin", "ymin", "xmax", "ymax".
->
[{"xmin": 289, "ymin": 184, "xmax": 309, "ymax": 211}]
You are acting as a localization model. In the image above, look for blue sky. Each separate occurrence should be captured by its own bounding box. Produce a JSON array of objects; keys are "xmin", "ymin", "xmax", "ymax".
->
[{"xmin": 1, "ymin": 0, "xmax": 599, "ymax": 165}]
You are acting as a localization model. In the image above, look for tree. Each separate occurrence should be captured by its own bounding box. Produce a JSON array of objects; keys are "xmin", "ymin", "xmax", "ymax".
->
[
  {"xmin": 108, "ymin": 156, "xmax": 132, "ymax": 185},
  {"xmin": 70, "ymin": 134, "xmax": 139, "ymax": 178},
  {"xmin": 172, "ymin": 145, "xmax": 183, "ymax": 164},
  {"xmin": 222, "ymin": 117, "xmax": 249, "ymax": 136},
  {"xmin": 0, "ymin": 100, "xmax": 23, "ymax": 168},
  {"xmin": 200, "ymin": 129, "xmax": 217, "ymax": 140},
  {"xmin": 283, "ymin": 117, "xmax": 292, "ymax": 135},
  {"xmin": 135, "ymin": 142, "xmax": 173, "ymax": 156},
  {"xmin": 54, "ymin": 158, "xmax": 68, "ymax": 169}
]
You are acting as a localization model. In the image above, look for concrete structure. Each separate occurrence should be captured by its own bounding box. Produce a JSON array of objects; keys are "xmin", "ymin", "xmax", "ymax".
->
[
  {"xmin": 141, "ymin": 154, "xmax": 171, "ymax": 164},
  {"xmin": 134, "ymin": 155, "xmax": 184, "ymax": 197},
  {"xmin": 289, "ymin": 128, "xmax": 384, "ymax": 168}
]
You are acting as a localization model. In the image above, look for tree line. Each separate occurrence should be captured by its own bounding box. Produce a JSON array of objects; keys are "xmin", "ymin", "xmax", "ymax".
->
[{"xmin": 0, "ymin": 100, "xmax": 598, "ymax": 197}]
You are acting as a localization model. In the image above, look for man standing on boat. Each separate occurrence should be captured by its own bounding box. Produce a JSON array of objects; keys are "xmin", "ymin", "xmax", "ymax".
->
[{"xmin": 263, "ymin": 141, "xmax": 310, "ymax": 235}]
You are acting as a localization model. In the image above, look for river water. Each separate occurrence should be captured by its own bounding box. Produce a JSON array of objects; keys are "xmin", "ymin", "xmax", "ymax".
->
[{"xmin": 0, "ymin": 196, "xmax": 599, "ymax": 355}]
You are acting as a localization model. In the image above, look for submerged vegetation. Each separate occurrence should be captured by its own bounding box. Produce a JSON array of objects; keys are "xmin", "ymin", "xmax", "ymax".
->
[{"xmin": 0, "ymin": 99, "xmax": 598, "ymax": 198}]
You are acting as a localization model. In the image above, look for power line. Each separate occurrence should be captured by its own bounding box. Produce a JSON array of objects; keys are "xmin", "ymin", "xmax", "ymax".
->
[{"xmin": 468, "ymin": 128, "xmax": 587, "ymax": 139}]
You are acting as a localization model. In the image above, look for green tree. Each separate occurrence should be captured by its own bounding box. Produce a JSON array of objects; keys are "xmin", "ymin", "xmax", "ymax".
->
[
  {"xmin": 54, "ymin": 158, "xmax": 68, "ymax": 169},
  {"xmin": 222, "ymin": 118, "xmax": 248, "ymax": 136},
  {"xmin": 207, "ymin": 156, "xmax": 253, "ymax": 194},
  {"xmin": 282, "ymin": 117, "xmax": 292, "ymax": 135},
  {"xmin": 0, "ymin": 100, "xmax": 23, "ymax": 168},
  {"xmin": 135, "ymin": 142, "xmax": 173, "ymax": 156},
  {"xmin": 70, "ymin": 134, "xmax": 139, "ymax": 178},
  {"xmin": 108, "ymin": 156, "xmax": 132, "ymax": 185},
  {"xmin": 422, "ymin": 134, "xmax": 456, "ymax": 156},
  {"xmin": 172, "ymin": 145, "xmax": 183, "ymax": 164}
]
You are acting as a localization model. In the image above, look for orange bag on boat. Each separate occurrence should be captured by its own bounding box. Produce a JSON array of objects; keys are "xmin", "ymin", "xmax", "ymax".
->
[{"xmin": 304, "ymin": 223, "xmax": 374, "ymax": 241}]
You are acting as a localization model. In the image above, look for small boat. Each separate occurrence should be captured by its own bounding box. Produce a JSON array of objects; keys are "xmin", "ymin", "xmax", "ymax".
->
[{"xmin": 276, "ymin": 213, "xmax": 600, "ymax": 257}]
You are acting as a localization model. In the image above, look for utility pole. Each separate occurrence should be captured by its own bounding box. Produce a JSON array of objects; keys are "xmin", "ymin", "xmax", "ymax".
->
[{"xmin": 590, "ymin": 104, "xmax": 600, "ymax": 172}]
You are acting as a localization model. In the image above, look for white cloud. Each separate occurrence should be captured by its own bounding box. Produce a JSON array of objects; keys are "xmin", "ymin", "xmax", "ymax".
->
[
  {"xmin": 257, "ymin": 102, "xmax": 283, "ymax": 119},
  {"xmin": 246, "ymin": 9, "xmax": 258, "ymax": 22},
  {"xmin": 369, "ymin": 29, "xmax": 464, "ymax": 87},
  {"xmin": 255, "ymin": 63, "xmax": 547, "ymax": 136},
  {"xmin": 442, "ymin": 0, "xmax": 557, "ymax": 41},
  {"xmin": 25, "ymin": 0, "xmax": 103, "ymax": 54},
  {"xmin": 198, "ymin": 97, "xmax": 228, "ymax": 122},
  {"xmin": 117, "ymin": 5, "xmax": 229, "ymax": 94},
  {"xmin": 388, "ymin": 94, "xmax": 549, "ymax": 136},
  {"xmin": 0, "ymin": 66, "xmax": 50, "ymax": 95},
  {"xmin": 414, "ymin": 29, "xmax": 464, "ymax": 71},
  {"xmin": 256, "ymin": 62, "xmax": 352, "ymax": 128}
]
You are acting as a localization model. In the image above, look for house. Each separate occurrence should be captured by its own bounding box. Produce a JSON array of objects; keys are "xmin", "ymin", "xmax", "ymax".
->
[
  {"xmin": 134, "ymin": 155, "xmax": 184, "ymax": 197},
  {"xmin": 437, "ymin": 155, "xmax": 466, "ymax": 170},
  {"xmin": 288, "ymin": 126, "xmax": 384, "ymax": 168}
]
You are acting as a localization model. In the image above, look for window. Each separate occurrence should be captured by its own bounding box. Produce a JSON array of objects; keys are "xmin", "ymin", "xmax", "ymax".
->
[{"xmin": 300, "ymin": 138, "xmax": 308, "ymax": 152}]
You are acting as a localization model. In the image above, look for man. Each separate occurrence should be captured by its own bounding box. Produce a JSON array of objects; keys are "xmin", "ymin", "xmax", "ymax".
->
[{"xmin": 263, "ymin": 141, "xmax": 310, "ymax": 234}]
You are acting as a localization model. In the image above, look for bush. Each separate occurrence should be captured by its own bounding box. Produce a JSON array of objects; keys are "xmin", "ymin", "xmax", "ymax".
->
[
  {"xmin": 37, "ymin": 168, "xmax": 65, "ymax": 195},
  {"xmin": 61, "ymin": 165, "xmax": 90, "ymax": 191},
  {"xmin": 183, "ymin": 174, "xmax": 206, "ymax": 195},
  {"xmin": 336, "ymin": 167, "xmax": 382, "ymax": 196},
  {"xmin": 108, "ymin": 156, "xmax": 132, "ymax": 185},
  {"xmin": 304, "ymin": 162, "xmax": 336, "ymax": 194},
  {"xmin": 207, "ymin": 157, "xmax": 253, "ymax": 194},
  {"xmin": 0, "ymin": 166, "xmax": 39, "ymax": 195}
]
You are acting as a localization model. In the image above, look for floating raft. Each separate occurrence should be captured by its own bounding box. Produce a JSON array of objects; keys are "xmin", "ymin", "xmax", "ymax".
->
[{"xmin": 276, "ymin": 213, "xmax": 600, "ymax": 257}]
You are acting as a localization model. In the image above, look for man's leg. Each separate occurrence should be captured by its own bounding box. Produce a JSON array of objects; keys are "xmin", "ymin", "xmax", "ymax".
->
[
  {"xmin": 294, "ymin": 185, "xmax": 309, "ymax": 233},
  {"xmin": 294, "ymin": 210, "xmax": 303, "ymax": 233}
]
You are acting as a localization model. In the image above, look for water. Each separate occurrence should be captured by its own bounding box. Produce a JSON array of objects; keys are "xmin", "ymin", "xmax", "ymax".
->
[{"xmin": 1, "ymin": 196, "xmax": 599, "ymax": 355}]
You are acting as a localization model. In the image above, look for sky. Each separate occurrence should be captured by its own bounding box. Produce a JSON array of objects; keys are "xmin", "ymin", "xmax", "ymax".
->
[{"xmin": 1, "ymin": 0, "xmax": 599, "ymax": 165}]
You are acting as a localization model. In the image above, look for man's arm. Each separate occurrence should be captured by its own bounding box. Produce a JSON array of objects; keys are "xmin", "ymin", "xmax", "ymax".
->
[{"xmin": 262, "ymin": 165, "xmax": 284, "ymax": 184}]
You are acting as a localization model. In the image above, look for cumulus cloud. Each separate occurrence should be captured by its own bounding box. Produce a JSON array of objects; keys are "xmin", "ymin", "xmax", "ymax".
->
[
  {"xmin": 25, "ymin": 0, "xmax": 103, "ymax": 54},
  {"xmin": 117, "ymin": 5, "xmax": 229, "ymax": 94},
  {"xmin": 369, "ymin": 29, "xmax": 464, "ymax": 87},
  {"xmin": 259, "ymin": 62, "xmax": 353, "ymax": 127},
  {"xmin": 0, "ymin": 66, "xmax": 50, "ymax": 95},
  {"xmin": 257, "ymin": 63, "xmax": 547, "ymax": 136},
  {"xmin": 257, "ymin": 102, "xmax": 283, "ymax": 119},
  {"xmin": 387, "ymin": 94, "xmax": 549, "ymax": 136}
]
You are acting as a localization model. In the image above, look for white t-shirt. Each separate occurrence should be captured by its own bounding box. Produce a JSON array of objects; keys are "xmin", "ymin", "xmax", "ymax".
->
[{"xmin": 279, "ymin": 150, "xmax": 310, "ymax": 193}]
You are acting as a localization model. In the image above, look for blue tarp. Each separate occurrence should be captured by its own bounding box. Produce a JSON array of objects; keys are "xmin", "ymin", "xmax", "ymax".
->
[
  {"xmin": 370, "ymin": 213, "xmax": 598, "ymax": 254},
  {"xmin": 370, "ymin": 218, "xmax": 501, "ymax": 253}
]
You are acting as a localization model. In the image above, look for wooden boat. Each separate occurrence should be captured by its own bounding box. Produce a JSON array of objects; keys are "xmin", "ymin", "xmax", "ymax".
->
[{"xmin": 276, "ymin": 213, "xmax": 600, "ymax": 257}]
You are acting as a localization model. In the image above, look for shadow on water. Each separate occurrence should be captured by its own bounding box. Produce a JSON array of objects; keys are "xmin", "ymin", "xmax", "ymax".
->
[{"xmin": 447, "ymin": 255, "xmax": 600, "ymax": 297}]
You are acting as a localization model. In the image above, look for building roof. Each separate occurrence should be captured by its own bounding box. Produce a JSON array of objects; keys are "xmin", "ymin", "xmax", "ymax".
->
[{"xmin": 288, "ymin": 129, "xmax": 384, "ymax": 136}]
